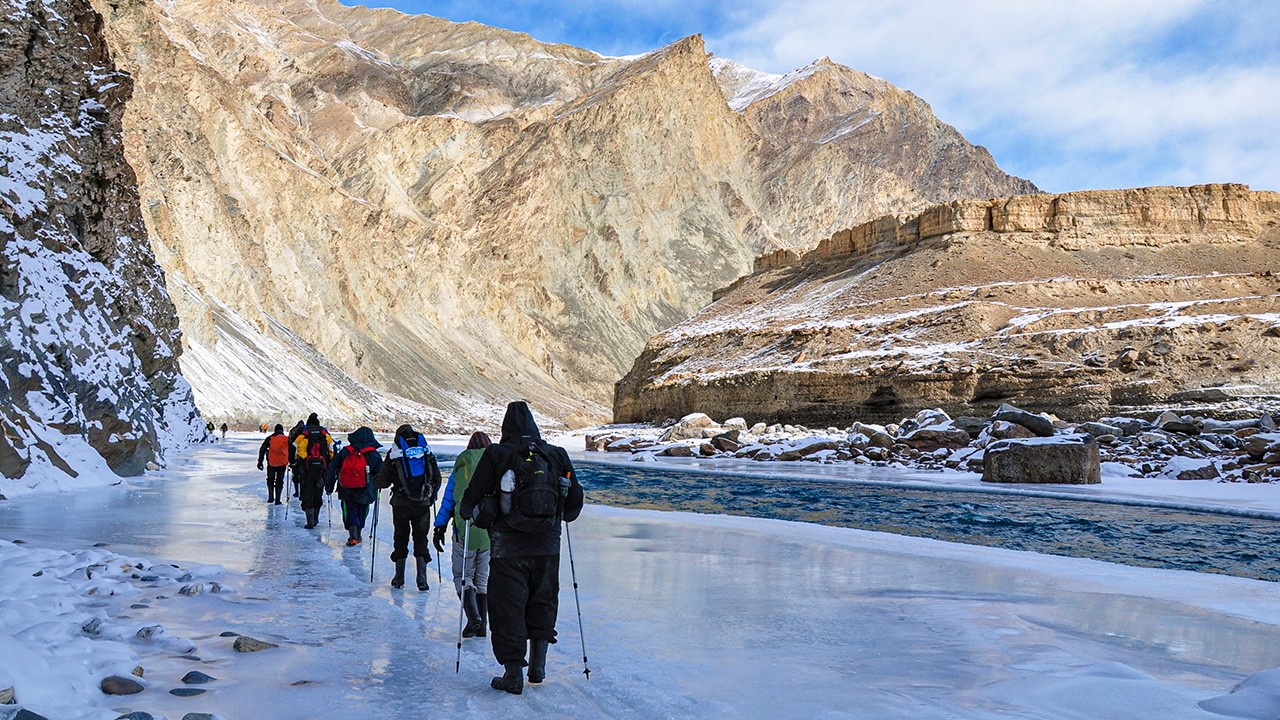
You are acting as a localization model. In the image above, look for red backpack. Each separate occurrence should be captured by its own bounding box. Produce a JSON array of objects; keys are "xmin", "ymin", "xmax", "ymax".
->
[{"xmin": 338, "ymin": 446, "xmax": 375, "ymax": 489}]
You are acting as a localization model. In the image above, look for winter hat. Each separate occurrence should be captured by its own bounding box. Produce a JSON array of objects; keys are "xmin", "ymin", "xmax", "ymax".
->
[
  {"xmin": 306, "ymin": 413, "xmax": 319, "ymax": 426},
  {"xmin": 467, "ymin": 431, "xmax": 492, "ymax": 450},
  {"xmin": 274, "ymin": 423, "xmax": 284, "ymax": 433}
]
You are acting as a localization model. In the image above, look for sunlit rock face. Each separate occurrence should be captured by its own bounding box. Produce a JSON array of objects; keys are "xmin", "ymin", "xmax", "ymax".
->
[
  {"xmin": 90, "ymin": 0, "xmax": 1033, "ymax": 427},
  {"xmin": 616, "ymin": 185, "xmax": 1280, "ymax": 425},
  {"xmin": 0, "ymin": 0, "xmax": 203, "ymax": 486}
]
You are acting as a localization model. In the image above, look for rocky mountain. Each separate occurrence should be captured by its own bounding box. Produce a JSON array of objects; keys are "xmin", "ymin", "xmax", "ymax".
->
[
  {"xmin": 615, "ymin": 185, "xmax": 1280, "ymax": 425},
  {"xmin": 0, "ymin": 0, "xmax": 203, "ymax": 489},
  {"xmin": 88, "ymin": 0, "xmax": 1034, "ymax": 427}
]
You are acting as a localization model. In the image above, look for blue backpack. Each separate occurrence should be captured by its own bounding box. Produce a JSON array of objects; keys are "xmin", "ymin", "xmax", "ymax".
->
[{"xmin": 397, "ymin": 434, "xmax": 435, "ymax": 501}]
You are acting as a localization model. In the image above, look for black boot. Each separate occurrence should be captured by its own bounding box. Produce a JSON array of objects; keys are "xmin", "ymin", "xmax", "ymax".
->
[
  {"xmin": 462, "ymin": 589, "xmax": 481, "ymax": 638},
  {"xmin": 476, "ymin": 593, "xmax": 488, "ymax": 637},
  {"xmin": 304, "ymin": 508, "xmax": 317, "ymax": 529},
  {"xmin": 415, "ymin": 557, "xmax": 429, "ymax": 591},
  {"xmin": 490, "ymin": 662, "xmax": 523, "ymax": 695},
  {"xmin": 346, "ymin": 526, "xmax": 359, "ymax": 547},
  {"xmin": 267, "ymin": 482, "xmax": 275, "ymax": 504},
  {"xmin": 391, "ymin": 560, "xmax": 405, "ymax": 589},
  {"xmin": 527, "ymin": 639, "xmax": 549, "ymax": 684}
]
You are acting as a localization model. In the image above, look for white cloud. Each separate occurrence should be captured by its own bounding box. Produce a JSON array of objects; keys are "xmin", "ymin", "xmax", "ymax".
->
[{"xmin": 709, "ymin": 0, "xmax": 1280, "ymax": 192}]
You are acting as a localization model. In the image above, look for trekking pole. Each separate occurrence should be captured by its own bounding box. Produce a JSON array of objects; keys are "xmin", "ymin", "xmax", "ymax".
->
[
  {"xmin": 369, "ymin": 489, "xmax": 380, "ymax": 583},
  {"xmin": 284, "ymin": 468, "xmax": 290, "ymax": 522},
  {"xmin": 431, "ymin": 497, "xmax": 442, "ymax": 585},
  {"xmin": 327, "ymin": 492, "xmax": 332, "ymax": 529},
  {"xmin": 455, "ymin": 520, "xmax": 470, "ymax": 673},
  {"xmin": 564, "ymin": 522, "xmax": 591, "ymax": 680}
]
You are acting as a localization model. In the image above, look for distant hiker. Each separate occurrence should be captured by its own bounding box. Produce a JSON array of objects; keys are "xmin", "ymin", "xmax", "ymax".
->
[
  {"xmin": 205, "ymin": 421, "xmax": 215, "ymax": 442},
  {"xmin": 260, "ymin": 422, "xmax": 269, "ymax": 433},
  {"xmin": 461, "ymin": 401, "xmax": 584, "ymax": 694},
  {"xmin": 293, "ymin": 413, "xmax": 334, "ymax": 529},
  {"xmin": 287, "ymin": 420, "xmax": 306, "ymax": 497},
  {"xmin": 220, "ymin": 422, "xmax": 228, "ymax": 441},
  {"xmin": 325, "ymin": 426, "xmax": 383, "ymax": 546},
  {"xmin": 434, "ymin": 431, "xmax": 493, "ymax": 637},
  {"xmin": 256, "ymin": 423, "xmax": 294, "ymax": 505},
  {"xmin": 376, "ymin": 424, "xmax": 442, "ymax": 591}
]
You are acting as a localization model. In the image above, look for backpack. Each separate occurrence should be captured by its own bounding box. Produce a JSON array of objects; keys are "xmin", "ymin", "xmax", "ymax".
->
[
  {"xmin": 397, "ymin": 434, "xmax": 436, "ymax": 502},
  {"xmin": 502, "ymin": 441, "xmax": 563, "ymax": 533},
  {"xmin": 267, "ymin": 434, "xmax": 290, "ymax": 466},
  {"xmin": 302, "ymin": 426, "xmax": 328, "ymax": 473},
  {"xmin": 338, "ymin": 446, "xmax": 374, "ymax": 489}
]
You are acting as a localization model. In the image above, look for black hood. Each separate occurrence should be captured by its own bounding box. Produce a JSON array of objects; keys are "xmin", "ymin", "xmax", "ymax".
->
[
  {"xmin": 394, "ymin": 424, "xmax": 417, "ymax": 444},
  {"xmin": 347, "ymin": 426, "xmax": 380, "ymax": 450},
  {"xmin": 500, "ymin": 401, "xmax": 540, "ymax": 444},
  {"xmin": 306, "ymin": 413, "xmax": 319, "ymax": 426}
]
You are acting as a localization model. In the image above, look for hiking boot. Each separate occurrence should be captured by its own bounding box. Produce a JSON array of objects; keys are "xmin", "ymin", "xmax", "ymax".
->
[
  {"xmin": 476, "ymin": 593, "xmax": 488, "ymax": 637},
  {"xmin": 303, "ymin": 509, "xmax": 318, "ymax": 529},
  {"xmin": 415, "ymin": 557, "xmax": 429, "ymax": 591},
  {"xmin": 527, "ymin": 639, "xmax": 550, "ymax": 684},
  {"xmin": 345, "ymin": 538, "xmax": 358, "ymax": 547},
  {"xmin": 391, "ymin": 560, "xmax": 405, "ymax": 589},
  {"xmin": 462, "ymin": 589, "xmax": 481, "ymax": 638},
  {"xmin": 490, "ymin": 663, "xmax": 523, "ymax": 695},
  {"xmin": 274, "ymin": 500, "xmax": 282, "ymax": 506}
]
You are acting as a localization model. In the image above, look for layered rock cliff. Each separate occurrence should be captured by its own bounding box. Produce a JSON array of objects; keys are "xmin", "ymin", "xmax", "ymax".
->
[
  {"xmin": 615, "ymin": 185, "xmax": 1280, "ymax": 425},
  {"xmin": 88, "ymin": 0, "xmax": 1034, "ymax": 427},
  {"xmin": 0, "ymin": 0, "xmax": 203, "ymax": 489}
]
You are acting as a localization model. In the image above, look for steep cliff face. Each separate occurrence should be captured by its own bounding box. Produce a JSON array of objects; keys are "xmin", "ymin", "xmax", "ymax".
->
[
  {"xmin": 91, "ymin": 0, "xmax": 1035, "ymax": 426},
  {"xmin": 616, "ymin": 185, "xmax": 1280, "ymax": 425},
  {"xmin": 0, "ymin": 0, "xmax": 203, "ymax": 489}
]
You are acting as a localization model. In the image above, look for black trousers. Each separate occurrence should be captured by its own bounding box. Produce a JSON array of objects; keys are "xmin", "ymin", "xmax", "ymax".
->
[
  {"xmin": 299, "ymin": 468, "xmax": 325, "ymax": 510},
  {"xmin": 487, "ymin": 554, "xmax": 560, "ymax": 666},
  {"xmin": 390, "ymin": 502, "xmax": 432, "ymax": 562},
  {"xmin": 266, "ymin": 465, "xmax": 285, "ymax": 500}
]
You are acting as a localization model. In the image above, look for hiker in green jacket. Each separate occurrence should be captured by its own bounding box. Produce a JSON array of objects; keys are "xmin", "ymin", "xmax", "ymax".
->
[{"xmin": 434, "ymin": 431, "xmax": 492, "ymax": 637}]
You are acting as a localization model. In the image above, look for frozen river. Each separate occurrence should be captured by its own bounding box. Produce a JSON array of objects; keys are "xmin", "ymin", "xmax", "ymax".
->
[{"xmin": 1, "ymin": 434, "xmax": 1278, "ymax": 719}]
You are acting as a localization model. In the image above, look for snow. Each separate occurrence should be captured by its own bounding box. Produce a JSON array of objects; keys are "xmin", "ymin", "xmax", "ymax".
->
[{"xmin": 3, "ymin": 436, "xmax": 1279, "ymax": 719}]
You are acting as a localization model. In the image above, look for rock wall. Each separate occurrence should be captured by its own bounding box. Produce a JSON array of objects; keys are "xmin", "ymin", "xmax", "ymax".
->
[
  {"xmin": 0, "ymin": 0, "xmax": 203, "ymax": 489},
  {"xmin": 88, "ymin": 0, "xmax": 1035, "ymax": 427},
  {"xmin": 616, "ymin": 185, "xmax": 1280, "ymax": 425}
]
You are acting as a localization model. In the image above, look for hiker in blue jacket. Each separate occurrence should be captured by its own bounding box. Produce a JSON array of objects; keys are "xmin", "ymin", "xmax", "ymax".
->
[{"xmin": 325, "ymin": 426, "xmax": 383, "ymax": 547}]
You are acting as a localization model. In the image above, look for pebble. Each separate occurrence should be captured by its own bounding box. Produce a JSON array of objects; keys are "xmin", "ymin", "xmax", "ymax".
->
[
  {"xmin": 181, "ymin": 671, "xmax": 216, "ymax": 685},
  {"xmin": 233, "ymin": 635, "xmax": 278, "ymax": 652},
  {"xmin": 169, "ymin": 688, "xmax": 205, "ymax": 697},
  {"xmin": 115, "ymin": 713, "xmax": 155, "ymax": 720},
  {"xmin": 131, "ymin": 604, "xmax": 149, "ymax": 609},
  {"xmin": 218, "ymin": 631, "xmax": 239, "ymax": 638},
  {"xmin": 100, "ymin": 676, "xmax": 145, "ymax": 695},
  {"xmin": 182, "ymin": 714, "xmax": 221, "ymax": 720}
]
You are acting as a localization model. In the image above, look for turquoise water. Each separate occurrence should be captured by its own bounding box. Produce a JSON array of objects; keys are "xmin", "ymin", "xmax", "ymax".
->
[{"xmin": 572, "ymin": 461, "xmax": 1280, "ymax": 582}]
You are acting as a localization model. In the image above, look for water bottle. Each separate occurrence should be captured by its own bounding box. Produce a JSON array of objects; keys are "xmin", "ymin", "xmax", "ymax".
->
[
  {"xmin": 558, "ymin": 474, "xmax": 571, "ymax": 496},
  {"xmin": 499, "ymin": 469, "xmax": 515, "ymax": 514}
]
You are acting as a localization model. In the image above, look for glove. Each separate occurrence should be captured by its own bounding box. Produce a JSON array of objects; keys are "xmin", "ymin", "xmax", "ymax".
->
[
  {"xmin": 256, "ymin": 462, "xmax": 263, "ymax": 471},
  {"xmin": 432, "ymin": 525, "xmax": 446, "ymax": 554}
]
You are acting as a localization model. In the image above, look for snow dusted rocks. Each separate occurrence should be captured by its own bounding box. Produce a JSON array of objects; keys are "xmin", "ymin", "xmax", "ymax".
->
[
  {"xmin": 615, "ymin": 185, "xmax": 1280, "ymax": 427},
  {"xmin": 982, "ymin": 435, "xmax": 1102, "ymax": 485},
  {"xmin": 0, "ymin": 0, "xmax": 203, "ymax": 489}
]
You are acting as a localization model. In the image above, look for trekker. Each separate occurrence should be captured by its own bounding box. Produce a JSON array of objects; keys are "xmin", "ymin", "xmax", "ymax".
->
[
  {"xmin": 293, "ymin": 413, "xmax": 334, "ymax": 529},
  {"xmin": 433, "ymin": 431, "xmax": 493, "ymax": 638},
  {"xmin": 256, "ymin": 423, "xmax": 294, "ymax": 504},
  {"xmin": 325, "ymin": 426, "xmax": 383, "ymax": 546},
  {"xmin": 460, "ymin": 401, "xmax": 583, "ymax": 695},
  {"xmin": 287, "ymin": 420, "xmax": 306, "ymax": 498},
  {"xmin": 220, "ymin": 422, "xmax": 228, "ymax": 441},
  {"xmin": 205, "ymin": 421, "xmax": 215, "ymax": 442},
  {"xmin": 376, "ymin": 424, "xmax": 442, "ymax": 591}
]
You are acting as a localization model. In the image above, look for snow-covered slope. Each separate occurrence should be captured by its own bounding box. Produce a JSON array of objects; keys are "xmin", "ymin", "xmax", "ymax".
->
[{"xmin": 0, "ymin": 0, "xmax": 203, "ymax": 491}]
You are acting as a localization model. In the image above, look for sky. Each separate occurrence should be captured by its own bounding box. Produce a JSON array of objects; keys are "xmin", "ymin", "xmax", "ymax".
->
[{"xmin": 343, "ymin": 1, "xmax": 1280, "ymax": 194}]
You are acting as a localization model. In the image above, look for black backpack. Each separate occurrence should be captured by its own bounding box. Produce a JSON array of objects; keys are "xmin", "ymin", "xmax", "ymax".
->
[
  {"xmin": 502, "ymin": 442, "xmax": 564, "ymax": 533},
  {"xmin": 302, "ymin": 427, "xmax": 328, "ymax": 474}
]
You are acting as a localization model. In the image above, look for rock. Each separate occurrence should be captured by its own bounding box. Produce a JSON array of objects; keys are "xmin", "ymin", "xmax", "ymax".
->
[
  {"xmin": 116, "ymin": 713, "xmax": 155, "ymax": 720},
  {"xmin": 723, "ymin": 418, "xmax": 748, "ymax": 431},
  {"xmin": 951, "ymin": 416, "xmax": 989, "ymax": 438},
  {"xmin": 1263, "ymin": 414, "xmax": 1278, "ymax": 431},
  {"xmin": 749, "ymin": 423, "xmax": 767, "ymax": 435},
  {"xmin": 82, "ymin": 618, "xmax": 104, "ymax": 636},
  {"xmin": 1243, "ymin": 434, "xmax": 1280, "ymax": 460},
  {"xmin": 982, "ymin": 435, "xmax": 1101, "ymax": 484},
  {"xmin": 210, "ymin": 582, "xmax": 223, "ymax": 593},
  {"xmin": 1161, "ymin": 421, "xmax": 1201, "ymax": 436},
  {"xmin": 178, "ymin": 583, "xmax": 203, "ymax": 596},
  {"xmin": 913, "ymin": 409, "xmax": 951, "ymax": 428},
  {"xmin": 100, "ymin": 676, "xmax": 145, "ymax": 696},
  {"xmin": 180, "ymin": 671, "xmax": 216, "ymax": 685},
  {"xmin": 900, "ymin": 427, "xmax": 971, "ymax": 451},
  {"xmin": 710, "ymin": 433, "xmax": 742, "ymax": 453},
  {"xmin": 169, "ymin": 688, "xmax": 205, "ymax": 697},
  {"xmin": 131, "ymin": 666, "xmax": 144, "ymax": 678},
  {"xmin": 3, "ymin": 711, "xmax": 51, "ymax": 720},
  {"xmin": 659, "ymin": 413, "xmax": 718, "ymax": 442},
  {"xmin": 233, "ymin": 636, "xmax": 278, "ymax": 652},
  {"xmin": 846, "ymin": 432, "xmax": 870, "ymax": 449},
  {"xmin": 1078, "ymin": 421, "xmax": 1123, "ymax": 438},
  {"xmin": 0, "ymin": 686, "xmax": 11, "ymax": 705},
  {"xmin": 659, "ymin": 445, "xmax": 693, "ymax": 458},
  {"xmin": 852, "ymin": 422, "xmax": 895, "ymax": 448},
  {"xmin": 218, "ymin": 631, "xmax": 239, "ymax": 638},
  {"xmin": 1153, "ymin": 410, "xmax": 1182, "ymax": 427},
  {"xmin": 992, "ymin": 404, "xmax": 1056, "ymax": 437},
  {"xmin": 1163, "ymin": 458, "xmax": 1220, "ymax": 480},
  {"xmin": 182, "ymin": 714, "xmax": 222, "ymax": 720},
  {"xmin": 987, "ymin": 420, "xmax": 1037, "ymax": 441}
]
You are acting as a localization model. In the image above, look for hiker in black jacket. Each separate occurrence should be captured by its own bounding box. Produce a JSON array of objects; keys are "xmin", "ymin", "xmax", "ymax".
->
[
  {"xmin": 460, "ymin": 401, "xmax": 584, "ymax": 695},
  {"xmin": 376, "ymin": 424, "xmax": 442, "ymax": 590}
]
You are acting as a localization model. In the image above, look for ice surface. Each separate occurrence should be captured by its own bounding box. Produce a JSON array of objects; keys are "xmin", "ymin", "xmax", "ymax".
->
[{"xmin": 0, "ymin": 435, "xmax": 1278, "ymax": 719}]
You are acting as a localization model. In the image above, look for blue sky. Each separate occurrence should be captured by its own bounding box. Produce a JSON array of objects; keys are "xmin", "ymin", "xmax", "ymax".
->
[{"xmin": 345, "ymin": 1, "xmax": 1280, "ymax": 194}]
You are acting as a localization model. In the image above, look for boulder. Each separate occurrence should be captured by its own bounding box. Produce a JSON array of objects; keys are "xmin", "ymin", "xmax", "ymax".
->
[
  {"xmin": 1161, "ymin": 421, "xmax": 1201, "ymax": 436},
  {"xmin": 1243, "ymin": 434, "xmax": 1280, "ymax": 460},
  {"xmin": 987, "ymin": 420, "xmax": 1037, "ymax": 441},
  {"xmin": 180, "ymin": 671, "xmax": 216, "ymax": 685},
  {"xmin": 659, "ymin": 445, "xmax": 693, "ymax": 458},
  {"xmin": 913, "ymin": 409, "xmax": 951, "ymax": 429},
  {"xmin": 659, "ymin": 413, "xmax": 719, "ymax": 442},
  {"xmin": 710, "ymin": 433, "xmax": 742, "ymax": 453},
  {"xmin": 951, "ymin": 416, "xmax": 989, "ymax": 438},
  {"xmin": 1078, "ymin": 421, "xmax": 1123, "ymax": 438},
  {"xmin": 851, "ymin": 422, "xmax": 895, "ymax": 448},
  {"xmin": 1163, "ymin": 458, "xmax": 1220, "ymax": 480},
  {"xmin": 1100, "ymin": 417, "xmax": 1146, "ymax": 436},
  {"xmin": 723, "ymin": 418, "xmax": 748, "ymax": 431},
  {"xmin": 992, "ymin": 404, "xmax": 1056, "ymax": 437},
  {"xmin": 982, "ymin": 435, "xmax": 1101, "ymax": 484},
  {"xmin": 900, "ymin": 427, "xmax": 971, "ymax": 451}
]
